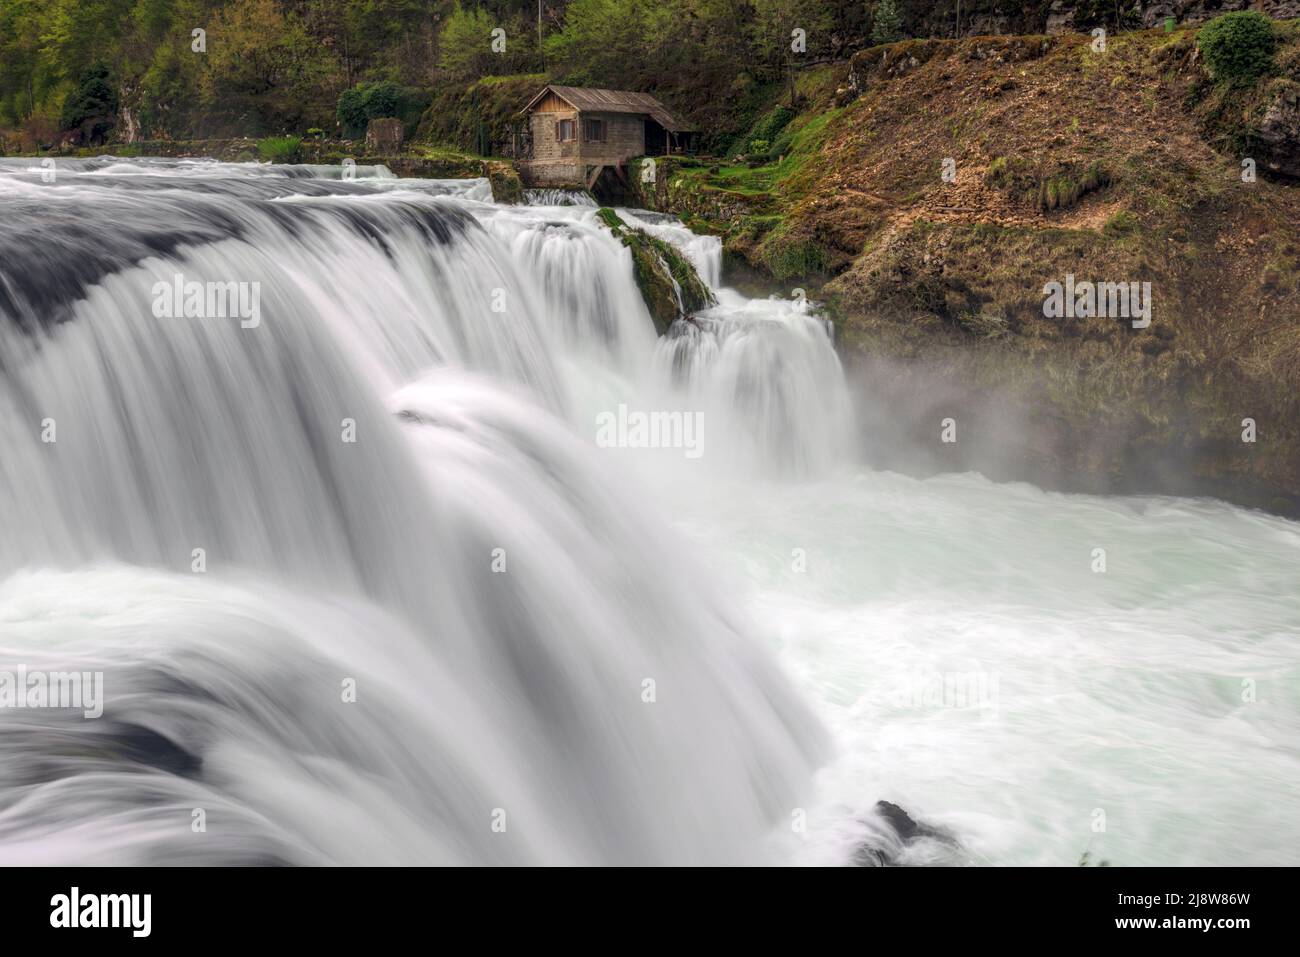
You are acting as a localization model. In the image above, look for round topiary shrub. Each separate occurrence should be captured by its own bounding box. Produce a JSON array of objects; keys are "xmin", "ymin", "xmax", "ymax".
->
[{"xmin": 1197, "ymin": 11, "xmax": 1277, "ymax": 84}]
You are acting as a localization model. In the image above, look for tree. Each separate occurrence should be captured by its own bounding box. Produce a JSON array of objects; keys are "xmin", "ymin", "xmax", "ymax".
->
[
  {"xmin": 751, "ymin": 0, "xmax": 833, "ymax": 106},
  {"xmin": 438, "ymin": 2, "xmax": 499, "ymax": 81},
  {"xmin": 60, "ymin": 63, "xmax": 118, "ymax": 144},
  {"xmin": 543, "ymin": 0, "xmax": 651, "ymax": 87},
  {"xmin": 871, "ymin": 0, "xmax": 903, "ymax": 46}
]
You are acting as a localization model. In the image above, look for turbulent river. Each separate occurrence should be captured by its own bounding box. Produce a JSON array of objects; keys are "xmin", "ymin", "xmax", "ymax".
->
[{"xmin": 0, "ymin": 158, "xmax": 1296, "ymax": 866}]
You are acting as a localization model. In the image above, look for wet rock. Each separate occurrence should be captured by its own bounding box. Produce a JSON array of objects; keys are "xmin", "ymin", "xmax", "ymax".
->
[
  {"xmin": 595, "ymin": 207, "xmax": 715, "ymax": 334},
  {"xmin": 1254, "ymin": 80, "xmax": 1300, "ymax": 180},
  {"xmin": 852, "ymin": 800, "xmax": 961, "ymax": 866}
]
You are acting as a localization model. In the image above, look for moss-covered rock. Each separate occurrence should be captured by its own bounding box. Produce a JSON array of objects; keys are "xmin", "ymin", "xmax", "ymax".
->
[
  {"xmin": 484, "ymin": 160, "xmax": 524, "ymax": 204},
  {"xmin": 597, "ymin": 207, "xmax": 715, "ymax": 334}
]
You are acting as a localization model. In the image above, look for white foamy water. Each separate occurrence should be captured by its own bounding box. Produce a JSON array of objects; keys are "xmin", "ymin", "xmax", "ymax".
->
[{"xmin": 0, "ymin": 158, "xmax": 1295, "ymax": 866}]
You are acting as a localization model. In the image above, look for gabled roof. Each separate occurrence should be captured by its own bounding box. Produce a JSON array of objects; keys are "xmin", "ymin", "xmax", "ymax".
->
[{"xmin": 521, "ymin": 85, "xmax": 694, "ymax": 133}]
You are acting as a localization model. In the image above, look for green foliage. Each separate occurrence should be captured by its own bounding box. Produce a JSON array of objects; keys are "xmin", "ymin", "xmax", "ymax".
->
[
  {"xmin": 337, "ymin": 87, "xmax": 365, "ymax": 138},
  {"xmin": 986, "ymin": 155, "xmax": 1036, "ymax": 191},
  {"xmin": 1198, "ymin": 12, "xmax": 1277, "ymax": 85},
  {"xmin": 438, "ymin": 3, "xmax": 498, "ymax": 81},
  {"xmin": 60, "ymin": 63, "xmax": 118, "ymax": 143},
  {"xmin": 749, "ymin": 0, "xmax": 835, "ymax": 61},
  {"xmin": 197, "ymin": 0, "xmax": 342, "ymax": 136},
  {"xmin": 544, "ymin": 0, "xmax": 660, "ymax": 86},
  {"xmin": 363, "ymin": 81, "xmax": 399, "ymax": 120},
  {"xmin": 0, "ymin": 0, "xmax": 872, "ymax": 151},
  {"xmin": 337, "ymin": 80, "xmax": 426, "ymax": 139},
  {"xmin": 415, "ymin": 73, "xmax": 543, "ymax": 156},
  {"xmin": 733, "ymin": 104, "xmax": 795, "ymax": 158},
  {"xmin": 258, "ymin": 135, "xmax": 303, "ymax": 163},
  {"xmin": 439, "ymin": 1, "xmax": 540, "ymax": 81},
  {"xmin": 753, "ymin": 105, "xmax": 794, "ymax": 143},
  {"xmin": 596, "ymin": 206, "xmax": 625, "ymax": 232},
  {"xmin": 871, "ymin": 0, "xmax": 904, "ymax": 46}
]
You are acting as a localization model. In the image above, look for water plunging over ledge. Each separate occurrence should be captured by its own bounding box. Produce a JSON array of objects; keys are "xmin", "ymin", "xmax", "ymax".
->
[{"xmin": 0, "ymin": 158, "xmax": 1296, "ymax": 866}]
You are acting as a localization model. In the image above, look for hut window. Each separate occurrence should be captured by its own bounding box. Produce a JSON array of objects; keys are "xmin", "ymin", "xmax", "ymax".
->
[
  {"xmin": 583, "ymin": 119, "xmax": 606, "ymax": 143},
  {"xmin": 557, "ymin": 119, "xmax": 576, "ymax": 142}
]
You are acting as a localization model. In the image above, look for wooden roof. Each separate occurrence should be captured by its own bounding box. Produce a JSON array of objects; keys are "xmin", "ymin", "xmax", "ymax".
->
[{"xmin": 521, "ymin": 85, "xmax": 694, "ymax": 133}]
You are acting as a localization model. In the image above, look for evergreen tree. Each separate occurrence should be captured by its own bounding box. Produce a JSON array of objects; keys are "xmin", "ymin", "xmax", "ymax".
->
[{"xmin": 871, "ymin": 0, "xmax": 903, "ymax": 46}]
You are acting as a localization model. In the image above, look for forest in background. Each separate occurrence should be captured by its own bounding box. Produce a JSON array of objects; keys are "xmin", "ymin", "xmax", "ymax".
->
[{"xmin": 5, "ymin": 1, "xmax": 1181, "ymax": 152}]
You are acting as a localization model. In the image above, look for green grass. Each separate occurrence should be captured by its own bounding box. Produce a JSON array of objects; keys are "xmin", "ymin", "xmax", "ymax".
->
[
  {"xmin": 705, "ymin": 164, "xmax": 777, "ymax": 194},
  {"xmin": 257, "ymin": 135, "xmax": 303, "ymax": 164},
  {"xmin": 1104, "ymin": 209, "xmax": 1141, "ymax": 237}
]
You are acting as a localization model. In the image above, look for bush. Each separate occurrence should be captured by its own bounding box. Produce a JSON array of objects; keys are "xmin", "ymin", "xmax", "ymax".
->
[
  {"xmin": 1198, "ymin": 12, "xmax": 1277, "ymax": 84},
  {"xmin": 258, "ymin": 135, "xmax": 303, "ymax": 163}
]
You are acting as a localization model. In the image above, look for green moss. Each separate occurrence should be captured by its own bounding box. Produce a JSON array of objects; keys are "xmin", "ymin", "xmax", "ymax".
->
[
  {"xmin": 596, "ymin": 207, "xmax": 624, "ymax": 232},
  {"xmin": 1104, "ymin": 209, "xmax": 1141, "ymax": 237},
  {"xmin": 484, "ymin": 161, "xmax": 524, "ymax": 204},
  {"xmin": 758, "ymin": 226, "xmax": 830, "ymax": 281}
]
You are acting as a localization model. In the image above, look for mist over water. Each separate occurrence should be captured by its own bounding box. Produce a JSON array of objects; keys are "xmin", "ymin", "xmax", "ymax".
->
[{"xmin": 0, "ymin": 158, "xmax": 1296, "ymax": 865}]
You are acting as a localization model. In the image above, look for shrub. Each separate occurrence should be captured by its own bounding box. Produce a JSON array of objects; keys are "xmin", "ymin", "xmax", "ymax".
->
[
  {"xmin": 258, "ymin": 135, "xmax": 303, "ymax": 163},
  {"xmin": 1198, "ymin": 11, "xmax": 1277, "ymax": 84},
  {"xmin": 1035, "ymin": 161, "xmax": 1110, "ymax": 211}
]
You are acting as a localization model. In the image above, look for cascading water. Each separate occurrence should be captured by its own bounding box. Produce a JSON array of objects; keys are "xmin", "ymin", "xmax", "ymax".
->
[
  {"xmin": 0, "ymin": 158, "xmax": 828, "ymax": 865},
  {"xmin": 1, "ymin": 158, "xmax": 1297, "ymax": 866}
]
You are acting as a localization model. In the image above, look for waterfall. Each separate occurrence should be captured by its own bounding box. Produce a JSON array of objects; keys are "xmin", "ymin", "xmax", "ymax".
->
[
  {"xmin": 0, "ymin": 157, "xmax": 830, "ymax": 865},
  {"xmin": 3, "ymin": 157, "xmax": 1299, "ymax": 867},
  {"xmin": 524, "ymin": 188, "xmax": 597, "ymax": 207}
]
